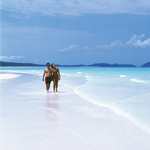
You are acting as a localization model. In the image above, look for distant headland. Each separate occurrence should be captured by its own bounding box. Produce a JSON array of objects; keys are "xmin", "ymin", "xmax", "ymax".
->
[
  {"xmin": 141, "ymin": 62, "xmax": 150, "ymax": 67},
  {"xmin": 0, "ymin": 61, "xmax": 150, "ymax": 67},
  {"xmin": 0, "ymin": 61, "xmax": 45, "ymax": 67}
]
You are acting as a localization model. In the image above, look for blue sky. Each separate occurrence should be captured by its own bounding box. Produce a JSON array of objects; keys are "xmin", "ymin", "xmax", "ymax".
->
[{"xmin": 1, "ymin": 0, "xmax": 150, "ymax": 66}]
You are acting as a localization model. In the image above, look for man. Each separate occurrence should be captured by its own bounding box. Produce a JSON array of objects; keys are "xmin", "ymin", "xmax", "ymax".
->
[{"xmin": 42, "ymin": 63, "xmax": 52, "ymax": 93}]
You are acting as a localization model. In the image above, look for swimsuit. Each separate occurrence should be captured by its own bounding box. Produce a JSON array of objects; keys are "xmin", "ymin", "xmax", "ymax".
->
[
  {"xmin": 45, "ymin": 77, "xmax": 51, "ymax": 84},
  {"xmin": 53, "ymin": 69, "xmax": 58, "ymax": 79}
]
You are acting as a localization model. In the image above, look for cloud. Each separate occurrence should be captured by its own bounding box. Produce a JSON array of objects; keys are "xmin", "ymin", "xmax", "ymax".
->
[
  {"xmin": 0, "ymin": 56, "xmax": 25, "ymax": 61},
  {"xmin": 59, "ymin": 40, "xmax": 124, "ymax": 52},
  {"xmin": 1, "ymin": 0, "xmax": 150, "ymax": 16},
  {"xmin": 126, "ymin": 34, "xmax": 150, "ymax": 47},
  {"xmin": 59, "ymin": 45, "xmax": 78, "ymax": 52},
  {"xmin": 2, "ymin": 24, "xmax": 92, "ymax": 40},
  {"xmin": 59, "ymin": 36, "xmax": 150, "ymax": 52},
  {"xmin": 96, "ymin": 40, "xmax": 123, "ymax": 49},
  {"xmin": 59, "ymin": 45, "xmax": 92, "ymax": 52}
]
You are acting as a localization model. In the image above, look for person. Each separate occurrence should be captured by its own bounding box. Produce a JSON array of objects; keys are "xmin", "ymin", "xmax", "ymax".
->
[
  {"xmin": 42, "ymin": 63, "xmax": 52, "ymax": 93},
  {"xmin": 51, "ymin": 63, "xmax": 60, "ymax": 93}
]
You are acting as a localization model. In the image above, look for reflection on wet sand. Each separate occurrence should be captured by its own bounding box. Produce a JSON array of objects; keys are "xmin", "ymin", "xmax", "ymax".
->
[{"xmin": 45, "ymin": 94, "xmax": 59, "ymax": 122}]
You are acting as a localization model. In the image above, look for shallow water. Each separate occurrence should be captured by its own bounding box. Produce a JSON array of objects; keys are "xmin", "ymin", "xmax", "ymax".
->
[
  {"xmin": 1, "ymin": 67, "xmax": 150, "ymax": 133},
  {"xmin": 71, "ymin": 67, "xmax": 150, "ymax": 133}
]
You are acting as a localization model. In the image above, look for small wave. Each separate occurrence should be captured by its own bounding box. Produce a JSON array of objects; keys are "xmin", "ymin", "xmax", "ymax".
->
[
  {"xmin": 0, "ymin": 74, "xmax": 21, "ymax": 79},
  {"xmin": 119, "ymin": 75, "xmax": 127, "ymax": 78},
  {"xmin": 76, "ymin": 72, "xmax": 82, "ymax": 74},
  {"xmin": 0, "ymin": 70, "xmax": 42, "ymax": 76},
  {"xmin": 130, "ymin": 78, "xmax": 145, "ymax": 83}
]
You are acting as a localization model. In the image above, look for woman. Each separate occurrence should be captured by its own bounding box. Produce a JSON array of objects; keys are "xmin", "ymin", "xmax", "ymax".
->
[{"xmin": 51, "ymin": 63, "xmax": 60, "ymax": 93}]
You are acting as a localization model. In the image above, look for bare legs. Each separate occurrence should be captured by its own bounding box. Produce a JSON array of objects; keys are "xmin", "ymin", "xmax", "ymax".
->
[
  {"xmin": 46, "ymin": 83, "xmax": 50, "ymax": 93},
  {"xmin": 53, "ymin": 79, "xmax": 58, "ymax": 93},
  {"xmin": 45, "ymin": 79, "xmax": 58, "ymax": 93}
]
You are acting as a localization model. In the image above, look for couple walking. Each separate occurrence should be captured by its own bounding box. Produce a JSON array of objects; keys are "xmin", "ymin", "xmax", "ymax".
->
[{"xmin": 43, "ymin": 62, "xmax": 60, "ymax": 93}]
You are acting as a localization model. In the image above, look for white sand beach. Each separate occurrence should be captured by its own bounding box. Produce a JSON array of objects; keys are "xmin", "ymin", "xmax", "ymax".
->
[
  {"xmin": 1, "ymin": 71, "xmax": 150, "ymax": 150},
  {"xmin": 0, "ymin": 74, "xmax": 21, "ymax": 80}
]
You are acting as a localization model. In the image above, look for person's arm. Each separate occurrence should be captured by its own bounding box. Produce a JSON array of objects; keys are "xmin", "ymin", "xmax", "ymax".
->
[
  {"xmin": 57, "ymin": 68, "xmax": 60, "ymax": 80},
  {"xmin": 42, "ymin": 70, "xmax": 46, "ymax": 81},
  {"xmin": 51, "ymin": 68, "xmax": 54, "ymax": 73}
]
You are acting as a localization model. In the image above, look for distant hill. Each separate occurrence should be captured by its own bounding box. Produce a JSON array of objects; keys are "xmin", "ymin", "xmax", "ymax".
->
[
  {"xmin": 0, "ymin": 61, "xmax": 45, "ymax": 67},
  {"xmin": 56, "ymin": 64, "xmax": 86, "ymax": 67},
  {"xmin": 141, "ymin": 62, "xmax": 150, "ymax": 67},
  {"xmin": 89, "ymin": 63, "xmax": 136, "ymax": 67},
  {"xmin": 0, "ymin": 61, "xmax": 136, "ymax": 67}
]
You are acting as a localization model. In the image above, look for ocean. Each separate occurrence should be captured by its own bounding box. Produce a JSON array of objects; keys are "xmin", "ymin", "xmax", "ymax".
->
[{"xmin": 1, "ymin": 66, "xmax": 150, "ymax": 134}]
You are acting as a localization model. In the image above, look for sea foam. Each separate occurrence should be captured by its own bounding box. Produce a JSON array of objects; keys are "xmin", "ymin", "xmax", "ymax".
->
[
  {"xmin": 119, "ymin": 75, "xmax": 127, "ymax": 78},
  {"xmin": 130, "ymin": 78, "xmax": 145, "ymax": 83},
  {"xmin": 0, "ymin": 74, "xmax": 21, "ymax": 79}
]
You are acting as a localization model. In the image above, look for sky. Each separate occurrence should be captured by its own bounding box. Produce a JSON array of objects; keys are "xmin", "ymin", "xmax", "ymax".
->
[{"xmin": 1, "ymin": 0, "xmax": 150, "ymax": 66}]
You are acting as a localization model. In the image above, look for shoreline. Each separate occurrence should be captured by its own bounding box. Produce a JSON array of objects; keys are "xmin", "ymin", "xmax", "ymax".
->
[
  {"xmin": 0, "ymin": 73, "xmax": 22, "ymax": 80},
  {"xmin": 1, "ymin": 71, "xmax": 150, "ymax": 150},
  {"xmin": 74, "ymin": 87, "xmax": 150, "ymax": 135}
]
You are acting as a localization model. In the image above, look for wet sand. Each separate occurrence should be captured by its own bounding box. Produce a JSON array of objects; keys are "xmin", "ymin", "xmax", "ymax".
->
[{"xmin": 1, "ymin": 72, "xmax": 150, "ymax": 150}]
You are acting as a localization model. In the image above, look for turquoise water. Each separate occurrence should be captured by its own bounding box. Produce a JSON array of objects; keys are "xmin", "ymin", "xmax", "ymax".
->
[{"xmin": 1, "ymin": 67, "xmax": 150, "ymax": 133}]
